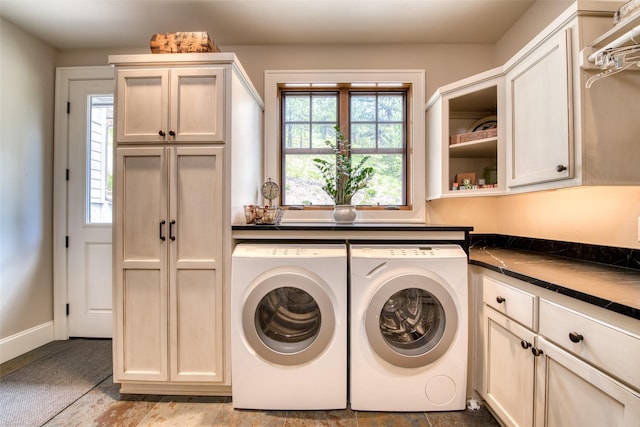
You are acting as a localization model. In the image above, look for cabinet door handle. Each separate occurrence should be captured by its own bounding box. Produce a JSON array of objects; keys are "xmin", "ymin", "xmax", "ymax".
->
[
  {"xmin": 531, "ymin": 347, "xmax": 543, "ymax": 357},
  {"xmin": 556, "ymin": 164, "xmax": 567, "ymax": 172},
  {"xmin": 169, "ymin": 220, "xmax": 176, "ymax": 241},
  {"xmin": 520, "ymin": 340, "xmax": 532, "ymax": 350},
  {"xmin": 158, "ymin": 130, "xmax": 166, "ymax": 137},
  {"xmin": 159, "ymin": 220, "xmax": 166, "ymax": 241},
  {"xmin": 496, "ymin": 296, "xmax": 505, "ymax": 304},
  {"xmin": 569, "ymin": 332, "xmax": 584, "ymax": 343},
  {"xmin": 169, "ymin": 130, "xmax": 176, "ymax": 137}
]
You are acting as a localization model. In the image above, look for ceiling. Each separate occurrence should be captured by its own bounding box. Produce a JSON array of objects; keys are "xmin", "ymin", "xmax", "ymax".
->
[{"xmin": 0, "ymin": 0, "xmax": 542, "ymax": 50}]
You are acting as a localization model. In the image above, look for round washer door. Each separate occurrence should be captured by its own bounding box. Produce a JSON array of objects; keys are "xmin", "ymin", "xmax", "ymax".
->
[
  {"xmin": 242, "ymin": 267, "xmax": 336, "ymax": 366},
  {"xmin": 364, "ymin": 271, "xmax": 458, "ymax": 368}
]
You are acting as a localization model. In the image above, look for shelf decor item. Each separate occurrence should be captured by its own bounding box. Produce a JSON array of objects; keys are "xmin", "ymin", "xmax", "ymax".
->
[
  {"xmin": 150, "ymin": 31, "xmax": 219, "ymax": 53},
  {"xmin": 313, "ymin": 126, "xmax": 375, "ymax": 223}
]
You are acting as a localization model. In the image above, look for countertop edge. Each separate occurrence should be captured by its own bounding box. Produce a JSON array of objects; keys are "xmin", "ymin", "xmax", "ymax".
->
[{"xmin": 469, "ymin": 258, "xmax": 640, "ymax": 321}]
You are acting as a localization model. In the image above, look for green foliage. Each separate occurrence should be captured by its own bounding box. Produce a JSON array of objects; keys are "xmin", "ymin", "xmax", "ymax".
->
[{"xmin": 312, "ymin": 126, "xmax": 375, "ymax": 205}]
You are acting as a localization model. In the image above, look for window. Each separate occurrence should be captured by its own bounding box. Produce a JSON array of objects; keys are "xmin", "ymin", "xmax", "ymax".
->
[
  {"xmin": 281, "ymin": 87, "xmax": 407, "ymax": 207},
  {"xmin": 265, "ymin": 70, "xmax": 425, "ymax": 222}
]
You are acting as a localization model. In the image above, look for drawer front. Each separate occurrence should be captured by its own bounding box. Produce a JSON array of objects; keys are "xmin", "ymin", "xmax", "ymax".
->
[
  {"xmin": 539, "ymin": 299, "xmax": 640, "ymax": 391},
  {"xmin": 483, "ymin": 276, "xmax": 537, "ymax": 329}
]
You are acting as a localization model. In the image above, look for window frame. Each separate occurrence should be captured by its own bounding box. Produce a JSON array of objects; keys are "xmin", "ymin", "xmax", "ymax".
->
[{"xmin": 264, "ymin": 70, "xmax": 425, "ymax": 223}]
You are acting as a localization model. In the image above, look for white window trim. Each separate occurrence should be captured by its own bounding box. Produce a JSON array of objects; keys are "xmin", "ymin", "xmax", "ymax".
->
[{"xmin": 264, "ymin": 69, "xmax": 425, "ymax": 223}]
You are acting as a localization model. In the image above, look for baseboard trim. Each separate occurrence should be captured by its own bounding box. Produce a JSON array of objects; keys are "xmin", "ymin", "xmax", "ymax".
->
[{"xmin": 0, "ymin": 321, "xmax": 55, "ymax": 363}]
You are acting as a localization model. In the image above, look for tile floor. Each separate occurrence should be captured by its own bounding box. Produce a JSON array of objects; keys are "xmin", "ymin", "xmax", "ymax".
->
[{"xmin": 2, "ymin": 340, "xmax": 501, "ymax": 426}]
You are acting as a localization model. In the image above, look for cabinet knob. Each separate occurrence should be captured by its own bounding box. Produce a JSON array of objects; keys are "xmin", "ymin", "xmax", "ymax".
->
[
  {"xmin": 496, "ymin": 296, "xmax": 505, "ymax": 304},
  {"xmin": 569, "ymin": 332, "xmax": 584, "ymax": 343},
  {"xmin": 520, "ymin": 340, "xmax": 532, "ymax": 350},
  {"xmin": 158, "ymin": 130, "xmax": 166, "ymax": 137},
  {"xmin": 169, "ymin": 130, "xmax": 176, "ymax": 137},
  {"xmin": 556, "ymin": 164, "xmax": 567, "ymax": 172},
  {"xmin": 531, "ymin": 347, "xmax": 544, "ymax": 357}
]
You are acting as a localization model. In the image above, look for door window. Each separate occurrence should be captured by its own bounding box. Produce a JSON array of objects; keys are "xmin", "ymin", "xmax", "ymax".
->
[{"xmin": 87, "ymin": 95, "xmax": 113, "ymax": 224}]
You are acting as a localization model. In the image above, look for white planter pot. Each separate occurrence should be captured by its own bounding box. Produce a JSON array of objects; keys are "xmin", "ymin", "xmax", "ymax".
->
[{"xmin": 333, "ymin": 205, "xmax": 357, "ymax": 223}]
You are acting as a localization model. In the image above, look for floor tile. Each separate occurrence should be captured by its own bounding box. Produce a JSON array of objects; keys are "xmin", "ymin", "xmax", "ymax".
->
[
  {"xmin": 284, "ymin": 409, "xmax": 358, "ymax": 426},
  {"xmin": 355, "ymin": 411, "xmax": 431, "ymax": 427},
  {"xmin": 136, "ymin": 395, "xmax": 229, "ymax": 426},
  {"xmin": 43, "ymin": 376, "xmax": 162, "ymax": 427},
  {"xmin": 213, "ymin": 405, "xmax": 288, "ymax": 427},
  {"xmin": 426, "ymin": 406, "xmax": 501, "ymax": 427}
]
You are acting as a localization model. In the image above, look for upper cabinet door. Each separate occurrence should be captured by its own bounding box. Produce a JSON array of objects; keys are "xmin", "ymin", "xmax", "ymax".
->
[
  {"xmin": 116, "ymin": 67, "xmax": 225, "ymax": 144},
  {"xmin": 170, "ymin": 68, "xmax": 225, "ymax": 142},
  {"xmin": 506, "ymin": 29, "xmax": 573, "ymax": 189},
  {"xmin": 116, "ymin": 69, "xmax": 170, "ymax": 143}
]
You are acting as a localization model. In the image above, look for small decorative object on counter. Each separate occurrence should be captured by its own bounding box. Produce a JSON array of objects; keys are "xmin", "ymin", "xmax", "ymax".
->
[{"xmin": 243, "ymin": 205, "xmax": 284, "ymax": 225}]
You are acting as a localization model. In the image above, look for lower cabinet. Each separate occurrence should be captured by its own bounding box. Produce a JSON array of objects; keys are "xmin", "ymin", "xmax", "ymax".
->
[
  {"xmin": 484, "ymin": 307, "xmax": 536, "ymax": 427},
  {"xmin": 113, "ymin": 146, "xmax": 226, "ymax": 390},
  {"xmin": 534, "ymin": 337, "xmax": 640, "ymax": 427},
  {"xmin": 477, "ymin": 271, "xmax": 640, "ymax": 427}
]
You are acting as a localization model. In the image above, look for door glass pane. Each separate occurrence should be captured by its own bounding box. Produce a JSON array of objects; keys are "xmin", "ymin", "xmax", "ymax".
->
[
  {"xmin": 255, "ymin": 286, "xmax": 321, "ymax": 353},
  {"xmin": 88, "ymin": 95, "xmax": 114, "ymax": 224},
  {"xmin": 379, "ymin": 288, "xmax": 445, "ymax": 355}
]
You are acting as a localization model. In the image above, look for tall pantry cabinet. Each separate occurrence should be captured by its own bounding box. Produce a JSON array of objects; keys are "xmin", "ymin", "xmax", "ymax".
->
[{"xmin": 109, "ymin": 53, "xmax": 263, "ymax": 395}]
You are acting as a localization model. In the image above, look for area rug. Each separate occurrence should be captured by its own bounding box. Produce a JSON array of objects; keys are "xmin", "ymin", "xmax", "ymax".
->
[{"xmin": 0, "ymin": 339, "xmax": 112, "ymax": 427}]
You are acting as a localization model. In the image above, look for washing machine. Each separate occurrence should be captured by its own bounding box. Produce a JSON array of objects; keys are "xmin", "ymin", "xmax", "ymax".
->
[
  {"xmin": 231, "ymin": 243, "xmax": 347, "ymax": 410},
  {"xmin": 349, "ymin": 244, "xmax": 468, "ymax": 412}
]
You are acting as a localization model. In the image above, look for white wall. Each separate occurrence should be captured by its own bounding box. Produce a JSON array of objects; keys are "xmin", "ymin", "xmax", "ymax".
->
[{"xmin": 0, "ymin": 18, "xmax": 58, "ymax": 344}]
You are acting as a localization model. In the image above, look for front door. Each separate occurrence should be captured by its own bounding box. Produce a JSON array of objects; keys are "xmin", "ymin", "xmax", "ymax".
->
[{"xmin": 67, "ymin": 78, "xmax": 114, "ymax": 337}]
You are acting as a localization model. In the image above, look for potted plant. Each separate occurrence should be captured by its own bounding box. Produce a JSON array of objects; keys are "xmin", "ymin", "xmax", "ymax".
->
[{"xmin": 313, "ymin": 126, "xmax": 375, "ymax": 223}]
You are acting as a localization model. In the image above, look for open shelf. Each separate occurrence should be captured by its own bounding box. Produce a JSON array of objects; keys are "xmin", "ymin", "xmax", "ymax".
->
[{"xmin": 450, "ymin": 137, "xmax": 498, "ymax": 158}]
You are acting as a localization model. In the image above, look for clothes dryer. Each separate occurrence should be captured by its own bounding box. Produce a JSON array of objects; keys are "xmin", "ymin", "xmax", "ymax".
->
[
  {"xmin": 231, "ymin": 244, "xmax": 347, "ymax": 410},
  {"xmin": 350, "ymin": 245, "xmax": 468, "ymax": 411}
]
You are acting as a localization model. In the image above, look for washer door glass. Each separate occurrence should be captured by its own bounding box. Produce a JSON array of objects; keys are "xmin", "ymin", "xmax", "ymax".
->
[
  {"xmin": 256, "ymin": 286, "xmax": 321, "ymax": 353},
  {"xmin": 379, "ymin": 288, "xmax": 445, "ymax": 355},
  {"xmin": 242, "ymin": 270, "xmax": 336, "ymax": 366},
  {"xmin": 365, "ymin": 273, "xmax": 458, "ymax": 368}
]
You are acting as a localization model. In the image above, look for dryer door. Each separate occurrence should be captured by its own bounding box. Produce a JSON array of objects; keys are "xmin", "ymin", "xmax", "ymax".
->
[
  {"xmin": 364, "ymin": 272, "xmax": 458, "ymax": 368},
  {"xmin": 242, "ymin": 267, "xmax": 336, "ymax": 366}
]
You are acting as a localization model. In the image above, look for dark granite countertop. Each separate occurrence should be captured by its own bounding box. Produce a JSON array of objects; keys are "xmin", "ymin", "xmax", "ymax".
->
[
  {"xmin": 232, "ymin": 222, "xmax": 474, "ymax": 232},
  {"xmin": 470, "ymin": 246, "xmax": 640, "ymax": 320}
]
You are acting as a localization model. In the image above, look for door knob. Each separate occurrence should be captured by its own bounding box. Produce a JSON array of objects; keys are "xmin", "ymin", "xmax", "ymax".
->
[
  {"xmin": 158, "ymin": 130, "xmax": 166, "ymax": 137},
  {"xmin": 556, "ymin": 164, "xmax": 567, "ymax": 172},
  {"xmin": 496, "ymin": 296, "xmax": 505, "ymax": 304}
]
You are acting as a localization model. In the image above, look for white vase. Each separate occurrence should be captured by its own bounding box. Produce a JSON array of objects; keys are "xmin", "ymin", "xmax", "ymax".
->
[{"xmin": 333, "ymin": 205, "xmax": 357, "ymax": 223}]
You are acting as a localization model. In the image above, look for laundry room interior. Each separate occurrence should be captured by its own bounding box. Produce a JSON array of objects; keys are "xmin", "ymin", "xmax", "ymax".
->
[{"xmin": 1, "ymin": 0, "xmax": 640, "ymax": 426}]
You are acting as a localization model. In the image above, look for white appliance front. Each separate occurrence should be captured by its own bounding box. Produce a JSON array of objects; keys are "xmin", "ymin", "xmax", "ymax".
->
[
  {"xmin": 350, "ymin": 245, "xmax": 468, "ymax": 411},
  {"xmin": 231, "ymin": 244, "xmax": 347, "ymax": 410}
]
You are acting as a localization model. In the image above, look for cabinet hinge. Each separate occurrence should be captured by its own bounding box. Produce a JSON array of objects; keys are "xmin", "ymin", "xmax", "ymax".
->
[
  {"xmin": 65, "ymin": 236, "xmax": 69, "ymax": 248},
  {"xmin": 66, "ymin": 169, "xmax": 70, "ymax": 181},
  {"xmin": 67, "ymin": 102, "xmax": 70, "ymax": 114},
  {"xmin": 66, "ymin": 304, "xmax": 70, "ymax": 316}
]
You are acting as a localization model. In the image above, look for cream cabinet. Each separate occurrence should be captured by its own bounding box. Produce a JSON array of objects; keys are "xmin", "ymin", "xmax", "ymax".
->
[
  {"xmin": 116, "ymin": 67, "xmax": 224, "ymax": 143},
  {"xmin": 428, "ymin": 2, "xmax": 640, "ymax": 198},
  {"xmin": 426, "ymin": 68, "xmax": 505, "ymax": 200},
  {"xmin": 506, "ymin": 29, "xmax": 573, "ymax": 188},
  {"xmin": 484, "ymin": 306, "xmax": 536, "ymax": 427},
  {"xmin": 474, "ymin": 269, "xmax": 640, "ymax": 427},
  {"xmin": 114, "ymin": 146, "xmax": 224, "ymax": 383},
  {"xmin": 110, "ymin": 53, "xmax": 263, "ymax": 395},
  {"xmin": 504, "ymin": 3, "xmax": 640, "ymax": 192}
]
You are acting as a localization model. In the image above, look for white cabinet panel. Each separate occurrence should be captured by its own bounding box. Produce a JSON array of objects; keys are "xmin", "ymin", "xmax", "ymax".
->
[{"xmin": 507, "ymin": 29, "xmax": 573, "ymax": 188}]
